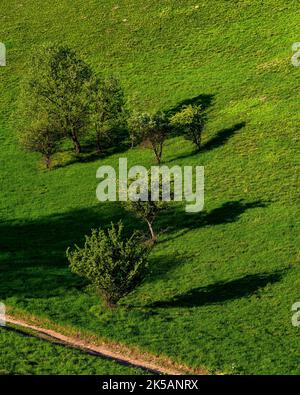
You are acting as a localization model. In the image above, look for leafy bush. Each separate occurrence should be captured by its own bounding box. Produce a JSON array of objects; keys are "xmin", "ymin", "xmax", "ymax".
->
[
  {"xmin": 66, "ymin": 222, "xmax": 150, "ymax": 308},
  {"xmin": 170, "ymin": 104, "xmax": 206, "ymax": 151},
  {"xmin": 19, "ymin": 114, "xmax": 63, "ymax": 169},
  {"xmin": 130, "ymin": 112, "xmax": 170, "ymax": 163},
  {"xmin": 122, "ymin": 170, "xmax": 173, "ymax": 243}
]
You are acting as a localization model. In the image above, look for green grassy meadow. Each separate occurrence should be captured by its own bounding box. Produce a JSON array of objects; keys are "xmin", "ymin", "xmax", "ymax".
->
[{"xmin": 0, "ymin": 0, "xmax": 299, "ymax": 374}]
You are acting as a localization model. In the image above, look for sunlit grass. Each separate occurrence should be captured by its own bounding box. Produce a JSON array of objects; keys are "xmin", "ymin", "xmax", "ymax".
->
[{"xmin": 0, "ymin": 0, "xmax": 299, "ymax": 374}]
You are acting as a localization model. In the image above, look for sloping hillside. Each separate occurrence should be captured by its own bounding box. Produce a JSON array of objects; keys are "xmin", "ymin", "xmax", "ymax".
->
[{"xmin": 0, "ymin": 0, "xmax": 299, "ymax": 374}]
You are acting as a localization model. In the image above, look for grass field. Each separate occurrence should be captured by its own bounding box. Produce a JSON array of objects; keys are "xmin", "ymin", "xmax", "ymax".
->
[
  {"xmin": 0, "ymin": 0, "xmax": 299, "ymax": 374},
  {"xmin": 0, "ymin": 327, "xmax": 145, "ymax": 374}
]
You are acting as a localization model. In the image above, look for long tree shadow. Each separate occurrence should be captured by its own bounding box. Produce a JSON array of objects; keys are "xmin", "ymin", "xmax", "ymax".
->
[
  {"xmin": 158, "ymin": 200, "xmax": 268, "ymax": 240},
  {"xmin": 53, "ymin": 128, "xmax": 130, "ymax": 169},
  {"xmin": 166, "ymin": 94, "xmax": 215, "ymax": 139},
  {"xmin": 148, "ymin": 270, "xmax": 286, "ymax": 308},
  {"xmin": 166, "ymin": 93, "xmax": 215, "ymax": 117},
  {"xmin": 0, "ymin": 204, "xmax": 141, "ymax": 300},
  {"xmin": 54, "ymin": 145, "xmax": 131, "ymax": 169},
  {"xmin": 169, "ymin": 121, "xmax": 246, "ymax": 163},
  {"xmin": 202, "ymin": 122, "xmax": 246, "ymax": 152},
  {"xmin": 0, "ymin": 205, "xmax": 122, "ymax": 266}
]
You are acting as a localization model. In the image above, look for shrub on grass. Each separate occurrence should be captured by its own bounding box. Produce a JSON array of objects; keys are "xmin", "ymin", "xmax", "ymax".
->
[
  {"xmin": 130, "ymin": 112, "xmax": 170, "ymax": 163},
  {"xmin": 19, "ymin": 116, "xmax": 62, "ymax": 169},
  {"xmin": 170, "ymin": 104, "xmax": 206, "ymax": 151},
  {"xmin": 123, "ymin": 196, "xmax": 167, "ymax": 244},
  {"xmin": 122, "ymin": 171, "xmax": 171, "ymax": 243},
  {"xmin": 66, "ymin": 222, "xmax": 150, "ymax": 308},
  {"xmin": 128, "ymin": 113, "xmax": 144, "ymax": 148}
]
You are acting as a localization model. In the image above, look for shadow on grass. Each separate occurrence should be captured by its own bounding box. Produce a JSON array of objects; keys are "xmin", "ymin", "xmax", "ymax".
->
[
  {"xmin": 77, "ymin": 141, "xmax": 131, "ymax": 164},
  {"xmin": 0, "ymin": 264, "xmax": 87, "ymax": 299},
  {"xmin": 158, "ymin": 200, "xmax": 267, "ymax": 241},
  {"xmin": 0, "ymin": 196, "xmax": 170, "ymax": 302},
  {"xmin": 53, "ymin": 140, "xmax": 130, "ymax": 169},
  {"xmin": 166, "ymin": 94, "xmax": 215, "ymax": 140},
  {"xmin": 0, "ymin": 204, "xmax": 142, "ymax": 299},
  {"xmin": 0, "ymin": 205, "xmax": 123, "ymax": 265},
  {"xmin": 202, "ymin": 122, "xmax": 246, "ymax": 152},
  {"xmin": 169, "ymin": 122, "xmax": 246, "ymax": 163},
  {"xmin": 0, "ymin": 199, "xmax": 267, "ymax": 301},
  {"xmin": 166, "ymin": 93, "xmax": 215, "ymax": 117},
  {"xmin": 148, "ymin": 270, "xmax": 286, "ymax": 308}
]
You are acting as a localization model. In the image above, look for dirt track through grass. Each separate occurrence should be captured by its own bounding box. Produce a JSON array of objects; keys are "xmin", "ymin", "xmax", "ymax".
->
[{"xmin": 5, "ymin": 315, "xmax": 193, "ymax": 375}]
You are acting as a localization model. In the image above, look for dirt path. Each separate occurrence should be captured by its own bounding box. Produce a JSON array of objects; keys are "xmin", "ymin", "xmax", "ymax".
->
[{"xmin": 5, "ymin": 315, "xmax": 198, "ymax": 375}]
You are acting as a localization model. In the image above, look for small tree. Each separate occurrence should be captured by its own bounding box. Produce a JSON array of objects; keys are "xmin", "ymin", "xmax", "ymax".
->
[
  {"xmin": 123, "ymin": 199, "xmax": 166, "ymax": 243},
  {"xmin": 128, "ymin": 114, "xmax": 143, "ymax": 148},
  {"xmin": 130, "ymin": 112, "xmax": 170, "ymax": 163},
  {"xmin": 21, "ymin": 45, "xmax": 93, "ymax": 154},
  {"xmin": 20, "ymin": 117, "xmax": 62, "ymax": 169},
  {"xmin": 170, "ymin": 104, "xmax": 206, "ymax": 151},
  {"xmin": 90, "ymin": 76, "xmax": 126, "ymax": 152},
  {"xmin": 122, "ymin": 173, "xmax": 171, "ymax": 243},
  {"xmin": 66, "ymin": 222, "xmax": 149, "ymax": 308}
]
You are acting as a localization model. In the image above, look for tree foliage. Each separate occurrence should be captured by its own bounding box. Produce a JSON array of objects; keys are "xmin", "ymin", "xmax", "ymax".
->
[
  {"xmin": 90, "ymin": 76, "xmax": 127, "ymax": 152},
  {"xmin": 122, "ymin": 171, "xmax": 171, "ymax": 243},
  {"xmin": 20, "ymin": 45, "xmax": 93, "ymax": 154},
  {"xmin": 130, "ymin": 112, "xmax": 170, "ymax": 163},
  {"xmin": 123, "ymin": 199, "xmax": 166, "ymax": 243},
  {"xmin": 171, "ymin": 104, "xmax": 206, "ymax": 151},
  {"xmin": 19, "ymin": 116, "xmax": 62, "ymax": 169},
  {"xmin": 66, "ymin": 222, "xmax": 150, "ymax": 308}
]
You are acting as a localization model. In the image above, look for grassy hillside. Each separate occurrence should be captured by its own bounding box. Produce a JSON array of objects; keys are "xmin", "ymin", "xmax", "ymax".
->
[{"xmin": 0, "ymin": 0, "xmax": 299, "ymax": 374}]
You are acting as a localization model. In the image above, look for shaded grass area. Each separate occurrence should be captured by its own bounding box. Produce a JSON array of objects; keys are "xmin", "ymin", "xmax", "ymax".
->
[{"xmin": 0, "ymin": 0, "xmax": 299, "ymax": 375}]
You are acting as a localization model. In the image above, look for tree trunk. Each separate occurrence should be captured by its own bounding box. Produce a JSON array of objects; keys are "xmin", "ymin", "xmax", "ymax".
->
[
  {"xmin": 96, "ymin": 132, "xmax": 102, "ymax": 153},
  {"xmin": 153, "ymin": 145, "xmax": 162, "ymax": 164},
  {"xmin": 72, "ymin": 132, "xmax": 82, "ymax": 154},
  {"xmin": 105, "ymin": 300, "xmax": 117, "ymax": 309},
  {"xmin": 104, "ymin": 296, "xmax": 118, "ymax": 309},
  {"xmin": 44, "ymin": 154, "xmax": 52, "ymax": 169},
  {"xmin": 158, "ymin": 143, "xmax": 163, "ymax": 163},
  {"xmin": 193, "ymin": 131, "xmax": 201, "ymax": 152},
  {"xmin": 146, "ymin": 219, "xmax": 157, "ymax": 243},
  {"xmin": 100, "ymin": 290, "xmax": 118, "ymax": 309}
]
